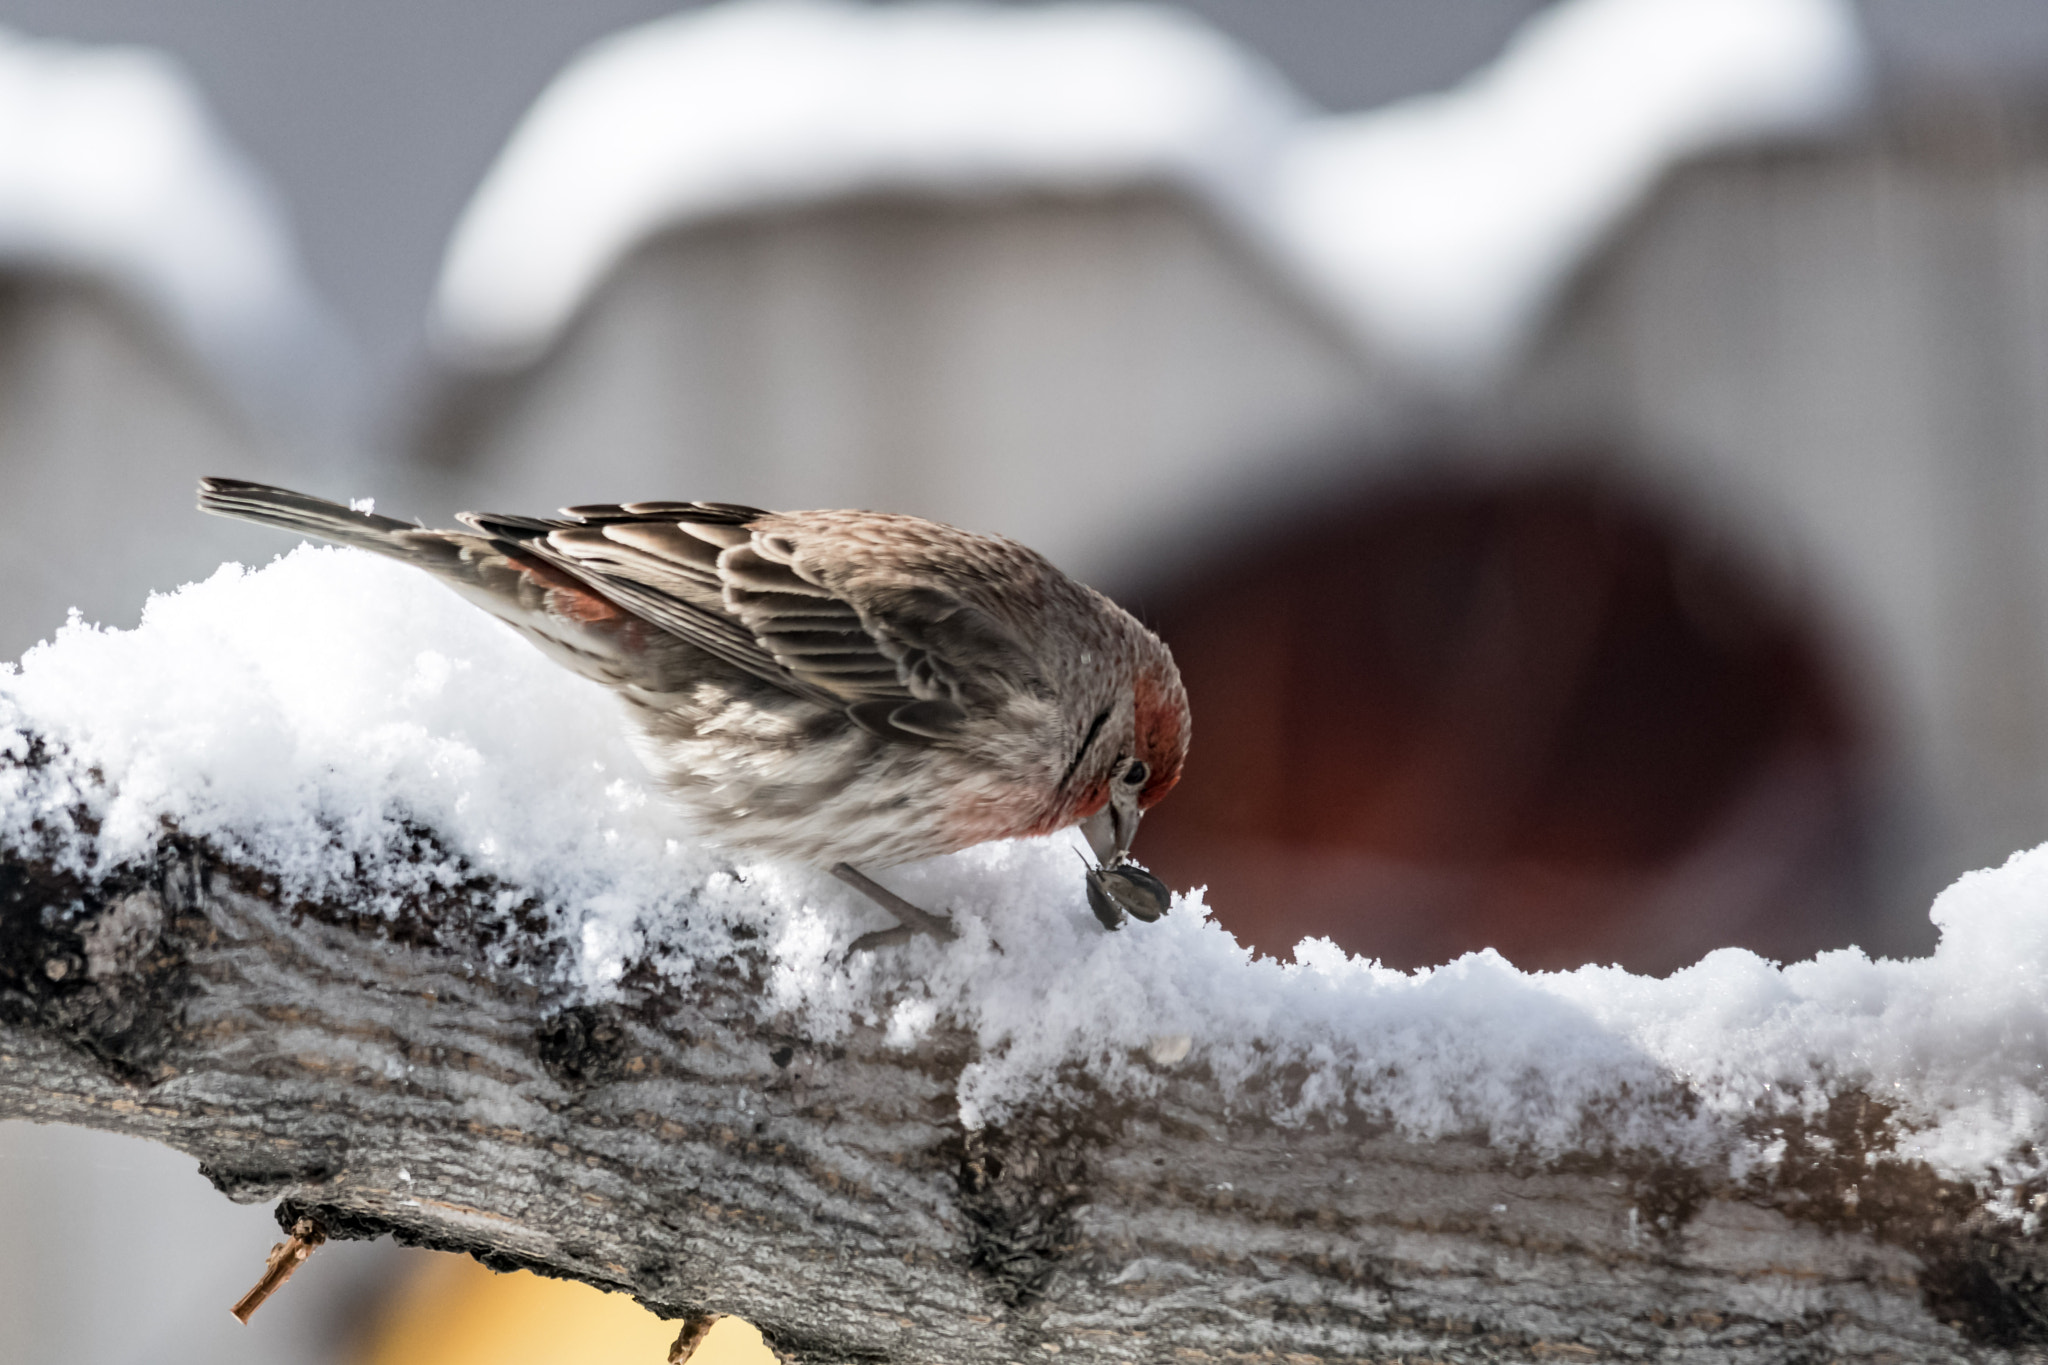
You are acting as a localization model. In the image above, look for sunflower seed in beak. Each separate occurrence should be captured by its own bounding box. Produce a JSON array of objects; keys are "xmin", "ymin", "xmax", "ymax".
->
[{"xmin": 1084, "ymin": 862, "xmax": 1171, "ymax": 929}]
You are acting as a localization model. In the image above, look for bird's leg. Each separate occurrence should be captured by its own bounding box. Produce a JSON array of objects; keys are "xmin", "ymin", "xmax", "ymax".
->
[{"xmin": 832, "ymin": 863, "xmax": 958, "ymax": 951}]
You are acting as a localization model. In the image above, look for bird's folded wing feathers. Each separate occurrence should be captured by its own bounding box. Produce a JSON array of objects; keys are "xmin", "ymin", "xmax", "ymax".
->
[
  {"xmin": 848, "ymin": 585, "xmax": 1051, "ymax": 713},
  {"xmin": 468, "ymin": 504, "xmax": 1029, "ymax": 743},
  {"xmin": 205, "ymin": 482, "xmax": 1045, "ymax": 746},
  {"xmin": 459, "ymin": 509, "xmax": 838, "ymax": 712}
]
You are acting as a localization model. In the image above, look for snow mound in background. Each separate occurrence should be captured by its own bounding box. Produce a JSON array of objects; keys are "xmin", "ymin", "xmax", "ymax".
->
[
  {"xmin": 433, "ymin": 0, "xmax": 1866, "ymax": 385},
  {"xmin": 0, "ymin": 28, "xmax": 347, "ymax": 427},
  {"xmin": 1, "ymin": 548, "xmax": 2043, "ymax": 1195},
  {"xmin": 432, "ymin": 0, "xmax": 1299, "ymax": 371},
  {"xmin": 1275, "ymin": 0, "xmax": 1867, "ymax": 382}
]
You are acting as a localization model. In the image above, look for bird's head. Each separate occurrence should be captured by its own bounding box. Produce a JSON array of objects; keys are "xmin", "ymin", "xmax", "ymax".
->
[{"xmin": 1075, "ymin": 651, "xmax": 1188, "ymax": 868}]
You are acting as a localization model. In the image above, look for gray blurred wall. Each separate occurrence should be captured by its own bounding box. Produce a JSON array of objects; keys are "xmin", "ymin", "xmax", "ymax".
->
[
  {"xmin": 419, "ymin": 188, "xmax": 1408, "ymax": 590},
  {"xmin": 0, "ymin": 275, "xmax": 311, "ymax": 657},
  {"xmin": 1495, "ymin": 100, "xmax": 2048, "ymax": 928}
]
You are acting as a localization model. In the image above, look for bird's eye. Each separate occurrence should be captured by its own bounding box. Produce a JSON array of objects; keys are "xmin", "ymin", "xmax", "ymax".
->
[{"xmin": 1123, "ymin": 760, "xmax": 1149, "ymax": 787}]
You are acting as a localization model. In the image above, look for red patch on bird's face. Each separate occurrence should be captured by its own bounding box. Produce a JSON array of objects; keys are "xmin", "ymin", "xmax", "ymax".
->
[
  {"xmin": 1015, "ymin": 775, "xmax": 1108, "ymax": 842},
  {"xmin": 959, "ymin": 774, "xmax": 1107, "ymax": 848},
  {"xmin": 1132, "ymin": 665, "xmax": 1188, "ymax": 809}
]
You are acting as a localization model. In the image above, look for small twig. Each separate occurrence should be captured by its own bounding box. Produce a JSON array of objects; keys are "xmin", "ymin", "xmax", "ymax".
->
[
  {"xmin": 229, "ymin": 1216, "xmax": 326, "ymax": 1324},
  {"xmin": 668, "ymin": 1312, "xmax": 722, "ymax": 1364}
]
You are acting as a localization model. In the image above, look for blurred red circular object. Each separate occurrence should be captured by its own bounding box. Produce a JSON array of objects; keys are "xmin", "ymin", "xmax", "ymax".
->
[{"xmin": 1136, "ymin": 467, "xmax": 1867, "ymax": 974}]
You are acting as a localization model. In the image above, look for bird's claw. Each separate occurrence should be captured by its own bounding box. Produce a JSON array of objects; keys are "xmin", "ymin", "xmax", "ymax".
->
[
  {"xmin": 831, "ymin": 862, "xmax": 957, "ymax": 951},
  {"xmin": 1085, "ymin": 861, "xmax": 1171, "ymax": 931},
  {"xmin": 847, "ymin": 924, "xmax": 922, "ymax": 953}
]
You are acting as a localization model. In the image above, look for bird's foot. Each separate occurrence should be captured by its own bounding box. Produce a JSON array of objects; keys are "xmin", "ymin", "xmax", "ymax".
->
[{"xmin": 832, "ymin": 863, "xmax": 958, "ymax": 951}]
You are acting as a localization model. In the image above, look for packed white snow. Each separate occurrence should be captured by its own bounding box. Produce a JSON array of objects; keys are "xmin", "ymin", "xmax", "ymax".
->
[
  {"xmin": 432, "ymin": 0, "xmax": 1867, "ymax": 385},
  {"xmin": 0, "ymin": 547, "xmax": 2042, "ymax": 1201},
  {"xmin": 0, "ymin": 27, "xmax": 347, "ymax": 425}
]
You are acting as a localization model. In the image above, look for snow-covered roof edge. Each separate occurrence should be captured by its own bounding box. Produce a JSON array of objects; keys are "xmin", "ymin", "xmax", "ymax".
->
[
  {"xmin": 430, "ymin": 0, "xmax": 1301, "ymax": 372},
  {"xmin": 429, "ymin": 0, "xmax": 1869, "ymax": 387},
  {"xmin": 1275, "ymin": 0, "xmax": 1869, "ymax": 383},
  {"xmin": 0, "ymin": 28, "xmax": 352, "ymax": 429}
]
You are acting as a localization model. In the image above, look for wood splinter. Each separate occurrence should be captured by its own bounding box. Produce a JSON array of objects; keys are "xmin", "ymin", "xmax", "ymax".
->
[
  {"xmin": 229, "ymin": 1216, "xmax": 327, "ymax": 1324},
  {"xmin": 668, "ymin": 1312, "xmax": 723, "ymax": 1364}
]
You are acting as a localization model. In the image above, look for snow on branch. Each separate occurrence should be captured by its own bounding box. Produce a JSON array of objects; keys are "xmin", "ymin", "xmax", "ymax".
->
[{"xmin": 1, "ymin": 548, "xmax": 2046, "ymax": 1362}]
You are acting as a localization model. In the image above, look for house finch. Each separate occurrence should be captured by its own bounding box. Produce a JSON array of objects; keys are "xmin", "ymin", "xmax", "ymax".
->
[{"xmin": 197, "ymin": 479, "xmax": 1187, "ymax": 945}]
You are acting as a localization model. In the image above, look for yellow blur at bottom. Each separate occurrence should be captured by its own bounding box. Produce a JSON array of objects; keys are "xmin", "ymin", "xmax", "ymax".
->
[{"xmin": 363, "ymin": 1251, "xmax": 778, "ymax": 1365}]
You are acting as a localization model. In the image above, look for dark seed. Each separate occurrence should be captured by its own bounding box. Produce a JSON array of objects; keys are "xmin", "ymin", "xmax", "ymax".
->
[
  {"xmin": 1086, "ymin": 870, "xmax": 1125, "ymax": 931},
  {"xmin": 1084, "ymin": 863, "xmax": 1172, "ymax": 930},
  {"xmin": 1104, "ymin": 864, "xmax": 1170, "ymax": 922}
]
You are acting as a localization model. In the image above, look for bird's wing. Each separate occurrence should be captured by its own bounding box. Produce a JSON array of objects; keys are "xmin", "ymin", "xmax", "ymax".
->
[
  {"xmin": 765, "ymin": 515, "xmax": 1057, "ymax": 722},
  {"xmin": 820, "ymin": 580, "xmax": 1051, "ymax": 715},
  {"xmin": 458, "ymin": 502, "xmax": 850, "ymax": 707},
  {"xmin": 464, "ymin": 503, "xmax": 1024, "ymax": 743}
]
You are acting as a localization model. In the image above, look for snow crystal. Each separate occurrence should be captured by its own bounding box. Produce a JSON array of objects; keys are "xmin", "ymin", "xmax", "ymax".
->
[
  {"xmin": 0, "ymin": 27, "xmax": 347, "ymax": 425},
  {"xmin": 1, "ymin": 547, "xmax": 2042, "ymax": 1197},
  {"xmin": 431, "ymin": 0, "xmax": 1866, "ymax": 386}
]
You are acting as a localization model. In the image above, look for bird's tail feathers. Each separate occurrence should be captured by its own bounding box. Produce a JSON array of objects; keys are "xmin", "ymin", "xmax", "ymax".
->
[{"xmin": 197, "ymin": 477, "xmax": 443, "ymax": 563}]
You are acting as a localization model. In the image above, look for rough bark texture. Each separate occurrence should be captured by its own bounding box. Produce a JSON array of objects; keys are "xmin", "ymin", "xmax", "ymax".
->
[{"xmin": 2, "ymin": 823, "xmax": 2047, "ymax": 1363}]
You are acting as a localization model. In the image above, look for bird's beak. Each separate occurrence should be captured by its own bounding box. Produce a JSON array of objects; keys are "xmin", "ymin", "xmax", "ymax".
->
[{"xmin": 1081, "ymin": 805, "xmax": 1139, "ymax": 865}]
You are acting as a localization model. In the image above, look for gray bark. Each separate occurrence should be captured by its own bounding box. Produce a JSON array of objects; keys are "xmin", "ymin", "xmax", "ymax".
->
[{"xmin": 1, "ymin": 792, "xmax": 2045, "ymax": 1362}]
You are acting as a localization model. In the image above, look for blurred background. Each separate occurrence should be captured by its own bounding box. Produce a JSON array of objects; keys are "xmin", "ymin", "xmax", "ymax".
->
[{"xmin": 3, "ymin": 0, "xmax": 2048, "ymax": 1361}]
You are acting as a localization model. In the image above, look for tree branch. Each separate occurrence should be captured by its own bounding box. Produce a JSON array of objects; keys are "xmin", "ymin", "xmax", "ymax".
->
[{"xmin": 0, "ymin": 747, "xmax": 2043, "ymax": 1363}]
